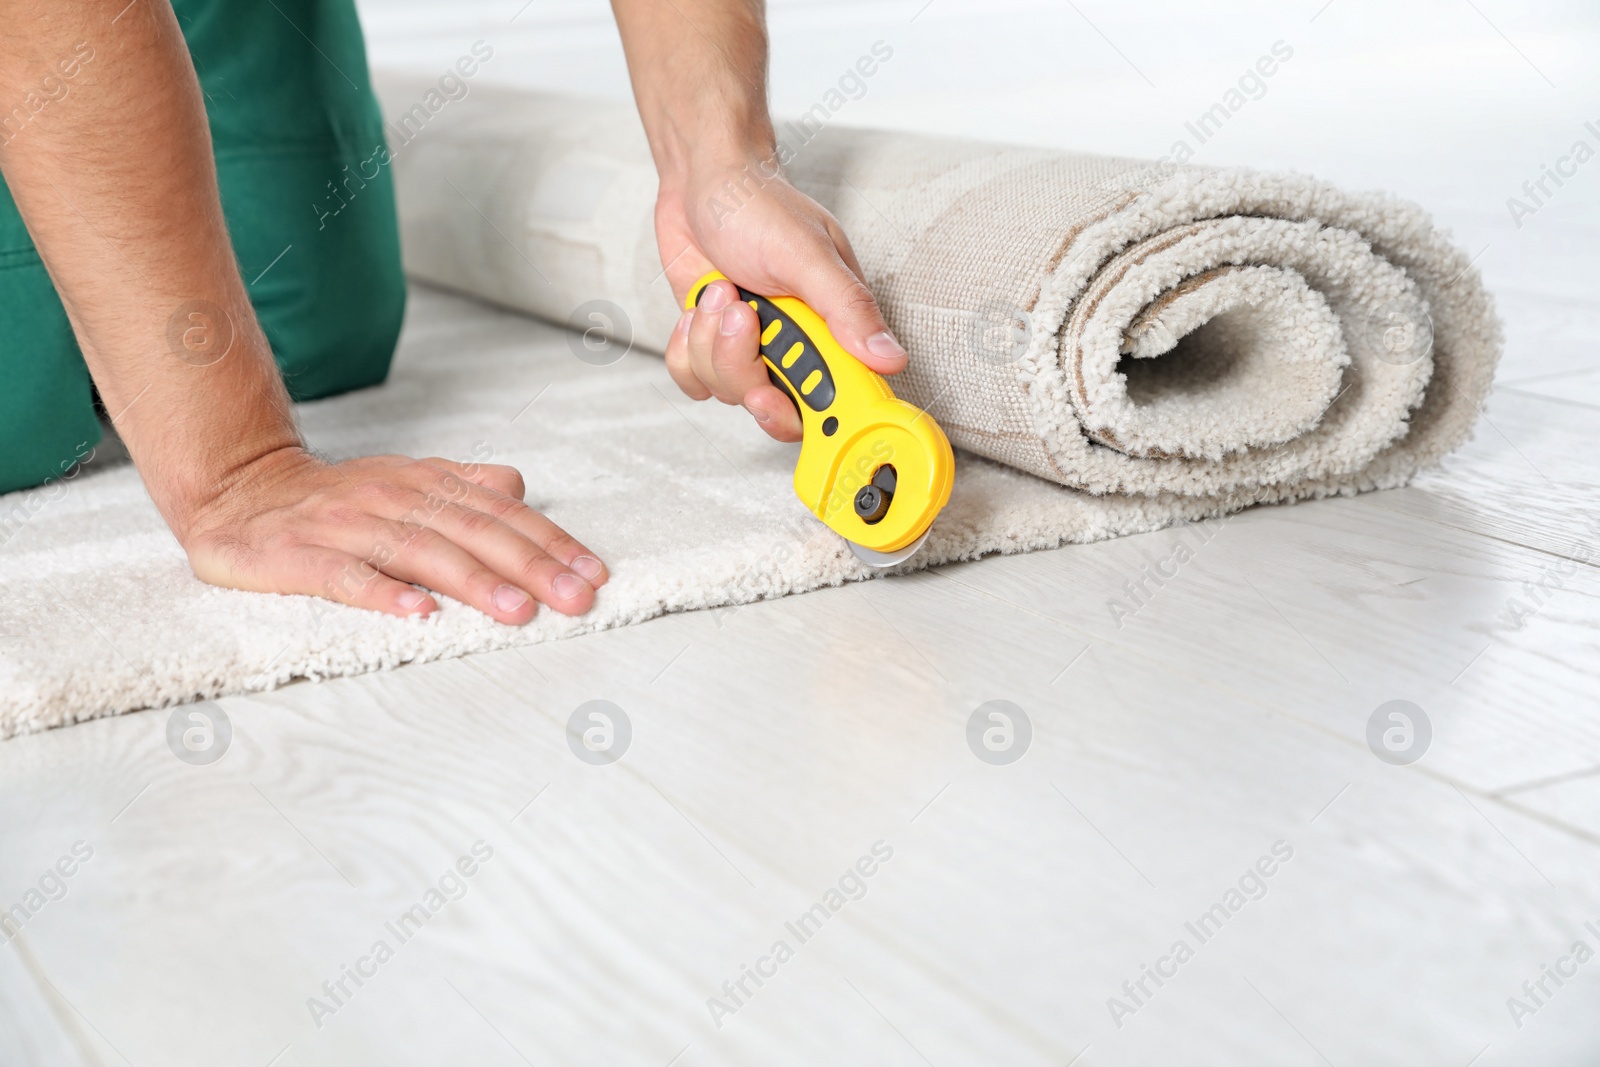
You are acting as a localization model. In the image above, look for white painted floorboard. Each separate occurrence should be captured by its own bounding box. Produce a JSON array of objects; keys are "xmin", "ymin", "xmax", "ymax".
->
[
  {"xmin": 4, "ymin": 1, "xmax": 1599, "ymax": 1064},
  {"xmin": 1, "ymin": 508, "xmax": 1597, "ymax": 1066}
]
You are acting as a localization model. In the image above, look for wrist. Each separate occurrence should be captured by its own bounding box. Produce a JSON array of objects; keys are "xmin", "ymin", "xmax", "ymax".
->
[
  {"xmin": 657, "ymin": 133, "xmax": 788, "ymax": 225},
  {"xmin": 164, "ymin": 438, "xmax": 308, "ymax": 543},
  {"xmin": 160, "ymin": 429, "xmax": 303, "ymax": 537},
  {"xmin": 122, "ymin": 328, "xmax": 305, "ymax": 538},
  {"xmin": 652, "ymin": 112, "xmax": 779, "ymax": 190}
]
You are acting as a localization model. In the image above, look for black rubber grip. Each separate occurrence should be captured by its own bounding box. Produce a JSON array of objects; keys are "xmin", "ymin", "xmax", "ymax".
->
[{"xmin": 694, "ymin": 285, "xmax": 836, "ymax": 412}]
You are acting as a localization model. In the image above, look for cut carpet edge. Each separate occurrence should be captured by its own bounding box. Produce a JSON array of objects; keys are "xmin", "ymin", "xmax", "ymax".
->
[{"xmin": 1, "ymin": 436, "xmax": 1387, "ymax": 739}]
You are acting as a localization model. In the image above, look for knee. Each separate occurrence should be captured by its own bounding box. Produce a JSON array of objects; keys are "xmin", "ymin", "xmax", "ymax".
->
[
  {"xmin": 279, "ymin": 255, "xmax": 406, "ymax": 402},
  {"xmin": 0, "ymin": 261, "xmax": 103, "ymax": 497},
  {"xmin": 260, "ymin": 197, "xmax": 408, "ymax": 403}
]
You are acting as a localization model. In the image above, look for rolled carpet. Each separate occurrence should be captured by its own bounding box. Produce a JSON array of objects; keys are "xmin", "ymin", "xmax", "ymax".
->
[{"xmin": 377, "ymin": 78, "xmax": 1500, "ymax": 513}]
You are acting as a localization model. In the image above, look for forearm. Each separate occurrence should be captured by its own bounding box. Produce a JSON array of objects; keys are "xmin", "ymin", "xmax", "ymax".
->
[
  {"xmin": 609, "ymin": 0, "xmax": 776, "ymax": 186},
  {"xmin": 0, "ymin": 0, "xmax": 296, "ymax": 529}
]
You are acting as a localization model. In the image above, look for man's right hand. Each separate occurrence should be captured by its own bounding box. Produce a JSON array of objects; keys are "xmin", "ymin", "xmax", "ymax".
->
[{"xmin": 177, "ymin": 447, "xmax": 608, "ymax": 624}]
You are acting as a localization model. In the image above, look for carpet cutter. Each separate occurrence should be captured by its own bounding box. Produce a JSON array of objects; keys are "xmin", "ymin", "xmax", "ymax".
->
[{"xmin": 686, "ymin": 271, "xmax": 954, "ymax": 566}]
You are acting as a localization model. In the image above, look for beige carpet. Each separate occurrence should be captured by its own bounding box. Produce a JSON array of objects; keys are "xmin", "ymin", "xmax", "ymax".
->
[
  {"xmin": 0, "ymin": 84, "xmax": 1499, "ymax": 737},
  {"xmin": 382, "ymin": 80, "xmax": 1499, "ymax": 505}
]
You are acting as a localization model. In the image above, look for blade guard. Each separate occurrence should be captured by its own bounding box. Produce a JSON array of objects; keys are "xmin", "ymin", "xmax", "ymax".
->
[{"xmin": 686, "ymin": 271, "xmax": 954, "ymax": 556}]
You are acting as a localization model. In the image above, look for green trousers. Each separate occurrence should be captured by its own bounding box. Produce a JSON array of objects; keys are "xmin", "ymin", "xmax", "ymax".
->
[{"xmin": 0, "ymin": 0, "xmax": 405, "ymax": 494}]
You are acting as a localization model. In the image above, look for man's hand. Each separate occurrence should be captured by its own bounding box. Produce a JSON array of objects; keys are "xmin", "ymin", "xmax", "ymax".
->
[
  {"xmin": 654, "ymin": 168, "xmax": 906, "ymax": 442},
  {"xmin": 611, "ymin": 0, "xmax": 907, "ymax": 443},
  {"xmin": 179, "ymin": 447, "xmax": 607, "ymax": 623},
  {"xmin": 0, "ymin": 0, "xmax": 606, "ymax": 624}
]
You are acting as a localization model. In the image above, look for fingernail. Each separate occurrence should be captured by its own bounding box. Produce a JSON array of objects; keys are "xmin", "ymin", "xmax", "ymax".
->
[
  {"xmin": 866, "ymin": 331, "xmax": 907, "ymax": 361},
  {"xmin": 719, "ymin": 305, "xmax": 744, "ymax": 336},
  {"xmin": 700, "ymin": 284, "xmax": 731, "ymax": 312},
  {"xmin": 749, "ymin": 405, "xmax": 772, "ymax": 424},
  {"xmin": 552, "ymin": 573, "xmax": 586, "ymax": 600},
  {"xmin": 397, "ymin": 589, "xmax": 430, "ymax": 614},
  {"xmin": 571, "ymin": 555, "xmax": 604, "ymax": 581},
  {"xmin": 493, "ymin": 584, "xmax": 530, "ymax": 613},
  {"xmin": 676, "ymin": 309, "xmax": 693, "ymax": 335}
]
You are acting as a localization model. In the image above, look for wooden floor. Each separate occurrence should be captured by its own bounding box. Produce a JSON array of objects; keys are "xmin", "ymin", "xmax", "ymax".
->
[{"xmin": 3, "ymin": 2, "xmax": 1598, "ymax": 1064}]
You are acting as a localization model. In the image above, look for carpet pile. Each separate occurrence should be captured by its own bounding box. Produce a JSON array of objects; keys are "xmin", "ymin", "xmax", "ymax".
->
[{"xmin": 0, "ymin": 82, "xmax": 1498, "ymax": 736}]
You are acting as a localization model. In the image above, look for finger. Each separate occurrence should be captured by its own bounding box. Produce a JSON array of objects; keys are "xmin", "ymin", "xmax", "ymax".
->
[
  {"xmin": 317, "ymin": 511, "xmax": 541, "ymax": 625},
  {"xmin": 823, "ymin": 215, "xmax": 872, "ymax": 289},
  {"xmin": 413, "ymin": 465, "xmax": 609, "ymax": 590},
  {"xmin": 292, "ymin": 545, "xmax": 439, "ymax": 620},
  {"xmin": 422, "ymin": 499, "xmax": 598, "ymax": 617},
  {"xmin": 372, "ymin": 524, "xmax": 544, "ymax": 625},
  {"xmin": 424, "ymin": 457, "xmax": 525, "ymax": 501},
  {"xmin": 709, "ymin": 297, "xmax": 768, "ymax": 402},
  {"xmin": 398, "ymin": 465, "xmax": 609, "ymax": 592},
  {"xmin": 659, "ymin": 237, "xmax": 715, "ymax": 307},
  {"xmin": 742, "ymin": 383, "xmax": 803, "ymax": 443},
  {"xmin": 784, "ymin": 235, "xmax": 907, "ymax": 376},
  {"xmin": 687, "ymin": 279, "xmax": 742, "ymax": 403},
  {"xmin": 664, "ymin": 309, "xmax": 710, "ymax": 400}
]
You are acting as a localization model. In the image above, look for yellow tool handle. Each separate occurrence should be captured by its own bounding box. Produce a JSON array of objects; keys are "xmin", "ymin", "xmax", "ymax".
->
[{"xmin": 685, "ymin": 271, "xmax": 954, "ymax": 554}]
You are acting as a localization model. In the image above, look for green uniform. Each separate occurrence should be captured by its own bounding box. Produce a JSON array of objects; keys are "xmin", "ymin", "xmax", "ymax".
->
[{"xmin": 0, "ymin": 0, "xmax": 404, "ymax": 494}]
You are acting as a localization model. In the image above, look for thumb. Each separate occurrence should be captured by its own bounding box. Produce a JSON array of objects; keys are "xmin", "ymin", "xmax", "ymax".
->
[{"xmin": 787, "ymin": 247, "xmax": 907, "ymax": 376}]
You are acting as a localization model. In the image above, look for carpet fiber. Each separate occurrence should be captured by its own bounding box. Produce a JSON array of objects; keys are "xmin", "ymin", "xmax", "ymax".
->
[
  {"xmin": 0, "ymin": 83, "xmax": 1500, "ymax": 736},
  {"xmin": 382, "ymin": 80, "xmax": 1500, "ymax": 506}
]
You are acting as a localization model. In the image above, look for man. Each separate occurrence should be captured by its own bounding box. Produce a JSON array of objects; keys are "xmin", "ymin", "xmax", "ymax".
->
[{"xmin": 0, "ymin": 0, "xmax": 906, "ymax": 624}]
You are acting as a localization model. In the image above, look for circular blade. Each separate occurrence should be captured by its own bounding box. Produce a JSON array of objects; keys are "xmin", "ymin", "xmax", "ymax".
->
[{"xmin": 848, "ymin": 528, "xmax": 931, "ymax": 568}]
